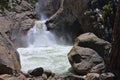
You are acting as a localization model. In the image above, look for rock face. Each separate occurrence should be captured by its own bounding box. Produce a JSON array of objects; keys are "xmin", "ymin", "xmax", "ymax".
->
[
  {"xmin": 45, "ymin": 0, "xmax": 91, "ymax": 42},
  {"xmin": 0, "ymin": 0, "xmax": 36, "ymax": 75},
  {"xmin": 0, "ymin": 0, "xmax": 35, "ymax": 48},
  {"xmin": 0, "ymin": 31, "xmax": 21, "ymax": 75},
  {"xmin": 46, "ymin": 0, "xmax": 89, "ymax": 30},
  {"xmin": 45, "ymin": 0, "xmax": 116, "ymax": 42},
  {"xmin": 68, "ymin": 33, "xmax": 111, "ymax": 75},
  {"xmin": 36, "ymin": 0, "xmax": 61, "ymax": 18}
]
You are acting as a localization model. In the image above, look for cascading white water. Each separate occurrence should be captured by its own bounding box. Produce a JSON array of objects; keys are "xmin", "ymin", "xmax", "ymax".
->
[
  {"xmin": 17, "ymin": 20, "xmax": 72, "ymax": 74},
  {"xmin": 27, "ymin": 20, "xmax": 57, "ymax": 47}
]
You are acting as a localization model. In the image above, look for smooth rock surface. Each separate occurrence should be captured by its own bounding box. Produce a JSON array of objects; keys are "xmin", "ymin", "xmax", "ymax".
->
[
  {"xmin": 68, "ymin": 46, "xmax": 105, "ymax": 75},
  {"xmin": 75, "ymin": 33, "xmax": 111, "ymax": 59}
]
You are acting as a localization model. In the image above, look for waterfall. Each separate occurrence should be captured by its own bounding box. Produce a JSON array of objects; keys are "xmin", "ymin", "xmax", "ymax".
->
[
  {"xmin": 27, "ymin": 20, "xmax": 57, "ymax": 47},
  {"xmin": 17, "ymin": 19, "xmax": 72, "ymax": 74}
]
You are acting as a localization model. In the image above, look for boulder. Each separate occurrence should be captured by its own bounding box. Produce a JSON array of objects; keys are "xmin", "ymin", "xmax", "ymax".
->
[
  {"xmin": 68, "ymin": 33, "xmax": 111, "ymax": 74},
  {"xmin": 75, "ymin": 33, "xmax": 111, "ymax": 62},
  {"xmin": 68, "ymin": 46, "xmax": 105, "ymax": 75},
  {"xmin": 28, "ymin": 67, "xmax": 44, "ymax": 77},
  {"xmin": 0, "ymin": 31, "xmax": 21, "ymax": 75}
]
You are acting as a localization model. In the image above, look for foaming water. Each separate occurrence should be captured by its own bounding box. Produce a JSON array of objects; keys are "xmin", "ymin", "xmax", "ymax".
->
[
  {"xmin": 17, "ymin": 20, "xmax": 72, "ymax": 74},
  {"xmin": 27, "ymin": 20, "xmax": 57, "ymax": 47}
]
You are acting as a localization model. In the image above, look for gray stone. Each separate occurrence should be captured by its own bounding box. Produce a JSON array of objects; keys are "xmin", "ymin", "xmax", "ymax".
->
[{"xmin": 68, "ymin": 46, "xmax": 105, "ymax": 75}]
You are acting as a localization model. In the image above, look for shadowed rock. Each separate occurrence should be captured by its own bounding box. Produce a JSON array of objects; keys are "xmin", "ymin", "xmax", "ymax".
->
[{"xmin": 28, "ymin": 67, "xmax": 44, "ymax": 77}]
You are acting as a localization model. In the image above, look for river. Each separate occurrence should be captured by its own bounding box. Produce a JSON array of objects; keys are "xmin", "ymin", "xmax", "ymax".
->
[{"xmin": 17, "ymin": 20, "xmax": 72, "ymax": 74}]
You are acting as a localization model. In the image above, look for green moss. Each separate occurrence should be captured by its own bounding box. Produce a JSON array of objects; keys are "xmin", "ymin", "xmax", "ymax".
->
[{"xmin": 102, "ymin": 4, "xmax": 111, "ymax": 17}]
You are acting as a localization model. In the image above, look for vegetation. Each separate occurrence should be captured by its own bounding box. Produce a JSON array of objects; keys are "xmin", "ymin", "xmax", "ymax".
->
[{"xmin": 86, "ymin": 0, "xmax": 117, "ymax": 42}]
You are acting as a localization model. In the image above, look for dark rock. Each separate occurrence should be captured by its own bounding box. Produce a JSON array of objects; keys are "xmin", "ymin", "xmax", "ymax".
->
[
  {"xmin": 100, "ymin": 72, "xmax": 115, "ymax": 80},
  {"xmin": 28, "ymin": 67, "xmax": 44, "ymax": 77},
  {"xmin": 45, "ymin": 0, "xmax": 89, "ymax": 30},
  {"xmin": 68, "ymin": 46, "xmax": 105, "ymax": 75},
  {"xmin": 45, "ymin": 0, "xmax": 90, "ymax": 42}
]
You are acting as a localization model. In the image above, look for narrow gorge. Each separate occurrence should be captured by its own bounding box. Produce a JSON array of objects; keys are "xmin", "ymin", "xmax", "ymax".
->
[{"xmin": 0, "ymin": 0, "xmax": 119, "ymax": 80}]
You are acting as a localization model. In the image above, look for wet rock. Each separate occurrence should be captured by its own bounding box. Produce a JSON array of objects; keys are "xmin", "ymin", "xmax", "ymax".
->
[
  {"xmin": 68, "ymin": 46, "xmax": 105, "ymax": 75},
  {"xmin": 28, "ymin": 67, "xmax": 44, "ymax": 77},
  {"xmin": 0, "ymin": 31, "xmax": 21, "ymax": 75}
]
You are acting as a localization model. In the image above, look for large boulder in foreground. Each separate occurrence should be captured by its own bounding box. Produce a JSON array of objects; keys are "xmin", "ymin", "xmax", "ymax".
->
[
  {"xmin": 75, "ymin": 33, "xmax": 111, "ymax": 61},
  {"xmin": 68, "ymin": 33, "xmax": 111, "ymax": 74},
  {"xmin": 0, "ymin": 31, "xmax": 21, "ymax": 75},
  {"xmin": 68, "ymin": 46, "xmax": 105, "ymax": 75}
]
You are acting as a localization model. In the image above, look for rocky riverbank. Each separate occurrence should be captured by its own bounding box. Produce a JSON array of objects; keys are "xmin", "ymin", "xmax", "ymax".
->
[{"xmin": 0, "ymin": 0, "xmax": 118, "ymax": 80}]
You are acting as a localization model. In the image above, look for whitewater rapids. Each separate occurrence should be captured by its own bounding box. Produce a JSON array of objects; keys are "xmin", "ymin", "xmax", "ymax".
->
[{"xmin": 17, "ymin": 20, "xmax": 72, "ymax": 74}]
